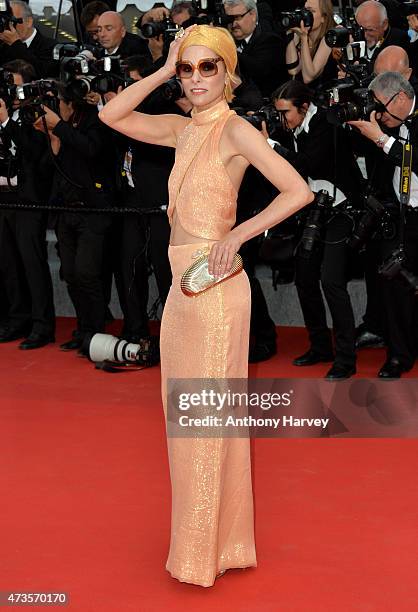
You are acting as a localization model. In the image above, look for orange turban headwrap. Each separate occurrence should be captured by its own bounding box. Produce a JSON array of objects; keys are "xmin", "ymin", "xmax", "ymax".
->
[{"xmin": 178, "ymin": 25, "xmax": 239, "ymax": 103}]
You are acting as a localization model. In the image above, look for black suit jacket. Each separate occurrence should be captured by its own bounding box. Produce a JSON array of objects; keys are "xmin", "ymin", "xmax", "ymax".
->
[
  {"xmin": 238, "ymin": 25, "xmax": 287, "ymax": 97},
  {"xmin": 370, "ymin": 101, "xmax": 418, "ymax": 203},
  {"xmin": 111, "ymin": 31, "xmax": 151, "ymax": 60},
  {"xmin": 0, "ymin": 30, "xmax": 59, "ymax": 78},
  {"xmin": 50, "ymin": 106, "xmax": 116, "ymax": 208},
  {"xmin": 371, "ymin": 26, "xmax": 411, "ymax": 67},
  {"xmin": 272, "ymin": 107, "xmax": 364, "ymax": 204},
  {"xmin": 1, "ymin": 114, "xmax": 52, "ymax": 202}
]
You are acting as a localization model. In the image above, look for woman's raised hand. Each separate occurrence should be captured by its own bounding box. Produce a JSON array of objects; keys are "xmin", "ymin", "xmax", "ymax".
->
[{"xmin": 163, "ymin": 25, "xmax": 198, "ymax": 77}]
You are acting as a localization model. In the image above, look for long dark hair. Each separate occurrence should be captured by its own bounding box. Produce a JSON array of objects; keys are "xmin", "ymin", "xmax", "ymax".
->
[{"xmin": 272, "ymin": 80, "xmax": 314, "ymax": 111}]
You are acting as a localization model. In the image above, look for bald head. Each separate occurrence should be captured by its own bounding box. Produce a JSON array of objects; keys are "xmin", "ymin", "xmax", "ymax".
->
[
  {"xmin": 97, "ymin": 11, "xmax": 126, "ymax": 52},
  {"xmin": 374, "ymin": 46, "xmax": 412, "ymax": 80},
  {"xmin": 355, "ymin": 0, "xmax": 388, "ymax": 48}
]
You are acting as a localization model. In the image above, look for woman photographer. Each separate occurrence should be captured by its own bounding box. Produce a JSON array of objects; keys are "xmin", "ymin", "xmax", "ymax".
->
[
  {"xmin": 285, "ymin": 0, "xmax": 337, "ymax": 87},
  {"xmin": 267, "ymin": 80, "xmax": 364, "ymax": 379}
]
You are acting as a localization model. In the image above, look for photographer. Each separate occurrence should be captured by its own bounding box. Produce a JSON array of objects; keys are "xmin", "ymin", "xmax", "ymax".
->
[
  {"xmin": 285, "ymin": 0, "xmax": 337, "ymax": 87},
  {"xmin": 269, "ymin": 80, "xmax": 364, "ymax": 379},
  {"xmin": 406, "ymin": 5, "xmax": 418, "ymax": 73},
  {"xmin": 80, "ymin": 1, "xmax": 110, "ymax": 45},
  {"xmin": 0, "ymin": 59, "xmax": 55, "ymax": 348},
  {"xmin": 354, "ymin": 0, "xmax": 410, "ymax": 65},
  {"xmin": 348, "ymin": 71, "xmax": 418, "ymax": 378},
  {"xmin": 223, "ymin": 0, "xmax": 287, "ymax": 97},
  {"xmin": 33, "ymin": 83, "xmax": 116, "ymax": 353},
  {"xmin": 0, "ymin": 1, "xmax": 59, "ymax": 78},
  {"xmin": 97, "ymin": 11, "xmax": 150, "ymax": 58}
]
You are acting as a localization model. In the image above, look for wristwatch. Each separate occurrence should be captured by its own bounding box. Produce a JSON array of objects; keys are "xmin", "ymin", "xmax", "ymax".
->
[{"xmin": 375, "ymin": 134, "xmax": 389, "ymax": 148}]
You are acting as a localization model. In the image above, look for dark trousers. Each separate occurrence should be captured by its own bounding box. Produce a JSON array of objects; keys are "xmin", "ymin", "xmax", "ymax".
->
[
  {"xmin": 114, "ymin": 209, "xmax": 172, "ymax": 338},
  {"xmin": 377, "ymin": 209, "xmax": 418, "ymax": 369},
  {"xmin": 362, "ymin": 239, "xmax": 385, "ymax": 337},
  {"xmin": 241, "ymin": 236, "xmax": 277, "ymax": 345},
  {"xmin": 295, "ymin": 213, "xmax": 356, "ymax": 367},
  {"xmin": 0, "ymin": 209, "xmax": 55, "ymax": 335},
  {"xmin": 55, "ymin": 211, "xmax": 112, "ymax": 335}
]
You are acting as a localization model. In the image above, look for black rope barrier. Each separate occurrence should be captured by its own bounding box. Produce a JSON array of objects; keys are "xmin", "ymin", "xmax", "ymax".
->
[{"xmin": 0, "ymin": 202, "xmax": 168, "ymax": 214}]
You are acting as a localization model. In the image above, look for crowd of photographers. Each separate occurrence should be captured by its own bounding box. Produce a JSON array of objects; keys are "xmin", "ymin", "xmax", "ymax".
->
[{"xmin": 0, "ymin": 0, "xmax": 418, "ymax": 380}]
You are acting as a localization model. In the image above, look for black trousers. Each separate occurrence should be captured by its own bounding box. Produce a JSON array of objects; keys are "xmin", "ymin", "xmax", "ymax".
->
[
  {"xmin": 240, "ymin": 236, "xmax": 277, "ymax": 345},
  {"xmin": 0, "ymin": 209, "xmax": 55, "ymax": 335},
  {"xmin": 362, "ymin": 239, "xmax": 385, "ymax": 337},
  {"xmin": 55, "ymin": 211, "xmax": 112, "ymax": 335},
  {"xmin": 377, "ymin": 208, "xmax": 418, "ymax": 369},
  {"xmin": 295, "ymin": 213, "xmax": 356, "ymax": 367},
  {"xmin": 114, "ymin": 209, "xmax": 172, "ymax": 338}
]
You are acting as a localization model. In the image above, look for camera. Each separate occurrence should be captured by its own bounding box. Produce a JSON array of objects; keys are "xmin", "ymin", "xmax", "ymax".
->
[
  {"xmin": 140, "ymin": 17, "xmax": 179, "ymax": 40},
  {"xmin": 348, "ymin": 195, "xmax": 395, "ymax": 250},
  {"xmin": 242, "ymin": 105, "xmax": 282, "ymax": 134},
  {"xmin": 0, "ymin": 0, "xmax": 22, "ymax": 33},
  {"xmin": 325, "ymin": 24, "xmax": 365, "ymax": 48},
  {"xmin": 401, "ymin": 1, "xmax": 418, "ymax": 16},
  {"xmin": 159, "ymin": 77, "xmax": 184, "ymax": 102},
  {"xmin": 60, "ymin": 53, "xmax": 134, "ymax": 100},
  {"xmin": 191, "ymin": 1, "xmax": 235, "ymax": 28},
  {"xmin": 298, "ymin": 190, "xmax": 335, "ymax": 257},
  {"xmin": 15, "ymin": 79, "xmax": 60, "ymax": 124},
  {"xmin": 0, "ymin": 66, "xmax": 16, "ymax": 107},
  {"xmin": 326, "ymin": 87, "xmax": 383, "ymax": 126},
  {"xmin": 87, "ymin": 333, "xmax": 160, "ymax": 368},
  {"xmin": 379, "ymin": 248, "xmax": 418, "ymax": 292},
  {"xmin": 281, "ymin": 9, "xmax": 313, "ymax": 29}
]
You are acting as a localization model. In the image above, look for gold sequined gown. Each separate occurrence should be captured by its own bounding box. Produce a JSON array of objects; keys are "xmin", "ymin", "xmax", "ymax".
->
[{"xmin": 160, "ymin": 100, "xmax": 257, "ymax": 587}]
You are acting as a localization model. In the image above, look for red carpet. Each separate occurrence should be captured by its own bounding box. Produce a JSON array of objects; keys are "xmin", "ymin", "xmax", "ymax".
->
[{"xmin": 1, "ymin": 318, "xmax": 418, "ymax": 611}]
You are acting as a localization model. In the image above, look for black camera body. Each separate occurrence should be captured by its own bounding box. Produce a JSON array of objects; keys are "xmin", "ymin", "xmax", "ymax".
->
[
  {"xmin": 326, "ymin": 87, "xmax": 382, "ymax": 126},
  {"xmin": 242, "ymin": 105, "xmax": 282, "ymax": 134},
  {"xmin": 14, "ymin": 79, "xmax": 60, "ymax": 124},
  {"xmin": 299, "ymin": 190, "xmax": 335, "ymax": 256},
  {"xmin": 379, "ymin": 248, "xmax": 418, "ymax": 292},
  {"xmin": 348, "ymin": 195, "xmax": 395, "ymax": 250},
  {"xmin": 140, "ymin": 17, "xmax": 179, "ymax": 40},
  {"xmin": 281, "ymin": 9, "xmax": 314, "ymax": 29},
  {"xmin": 159, "ymin": 77, "xmax": 184, "ymax": 102},
  {"xmin": 0, "ymin": 0, "xmax": 22, "ymax": 33},
  {"xmin": 0, "ymin": 66, "xmax": 16, "ymax": 107},
  {"xmin": 401, "ymin": 1, "xmax": 418, "ymax": 16},
  {"xmin": 325, "ymin": 24, "xmax": 365, "ymax": 48}
]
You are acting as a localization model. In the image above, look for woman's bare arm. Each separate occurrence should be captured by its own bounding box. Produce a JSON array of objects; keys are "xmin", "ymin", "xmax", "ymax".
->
[
  {"xmin": 99, "ymin": 28, "xmax": 196, "ymax": 147},
  {"xmin": 208, "ymin": 117, "xmax": 313, "ymax": 276},
  {"xmin": 300, "ymin": 36, "xmax": 332, "ymax": 84}
]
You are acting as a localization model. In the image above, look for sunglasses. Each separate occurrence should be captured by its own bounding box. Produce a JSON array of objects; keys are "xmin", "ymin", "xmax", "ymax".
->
[{"xmin": 175, "ymin": 57, "xmax": 224, "ymax": 79}]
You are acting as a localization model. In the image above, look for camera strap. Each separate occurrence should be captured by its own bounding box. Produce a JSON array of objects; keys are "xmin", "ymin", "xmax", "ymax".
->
[{"xmin": 398, "ymin": 141, "xmax": 413, "ymax": 255}]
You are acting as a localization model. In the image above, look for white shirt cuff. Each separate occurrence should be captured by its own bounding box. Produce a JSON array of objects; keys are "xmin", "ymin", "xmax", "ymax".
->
[
  {"xmin": 267, "ymin": 138, "xmax": 278, "ymax": 149},
  {"xmin": 383, "ymin": 136, "xmax": 396, "ymax": 154}
]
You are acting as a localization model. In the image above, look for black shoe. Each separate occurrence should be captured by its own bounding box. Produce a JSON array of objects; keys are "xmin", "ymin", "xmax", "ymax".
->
[
  {"xmin": 325, "ymin": 363, "xmax": 356, "ymax": 380},
  {"xmin": 356, "ymin": 329, "xmax": 385, "ymax": 349},
  {"xmin": 293, "ymin": 349, "xmax": 334, "ymax": 367},
  {"xmin": 378, "ymin": 358, "xmax": 411, "ymax": 379},
  {"xmin": 249, "ymin": 342, "xmax": 277, "ymax": 363},
  {"xmin": 0, "ymin": 324, "xmax": 31, "ymax": 343},
  {"xmin": 19, "ymin": 333, "xmax": 55, "ymax": 350},
  {"xmin": 60, "ymin": 338, "xmax": 83, "ymax": 351}
]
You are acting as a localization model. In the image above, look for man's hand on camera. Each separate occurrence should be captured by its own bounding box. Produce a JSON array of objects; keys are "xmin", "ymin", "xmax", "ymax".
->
[
  {"xmin": 141, "ymin": 6, "xmax": 170, "ymax": 25},
  {"xmin": 0, "ymin": 98, "xmax": 9, "ymax": 124},
  {"xmin": 348, "ymin": 110, "xmax": 385, "ymax": 143},
  {"xmin": 85, "ymin": 92, "xmax": 101, "ymax": 106},
  {"xmin": 0, "ymin": 23, "xmax": 20, "ymax": 45},
  {"xmin": 33, "ymin": 106, "xmax": 60, "ymax": 132}
]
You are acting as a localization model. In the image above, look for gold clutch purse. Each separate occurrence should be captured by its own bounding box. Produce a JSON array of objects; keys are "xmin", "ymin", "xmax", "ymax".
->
[{"xmin": 181, "ymin": 250, "xmax": 243, "ymax": 296}]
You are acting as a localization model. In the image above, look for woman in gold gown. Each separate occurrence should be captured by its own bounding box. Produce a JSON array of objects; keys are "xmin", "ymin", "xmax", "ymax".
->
[{"xmin": 100, "ymin": 24, "xmax": 313, "ymax": 588}]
